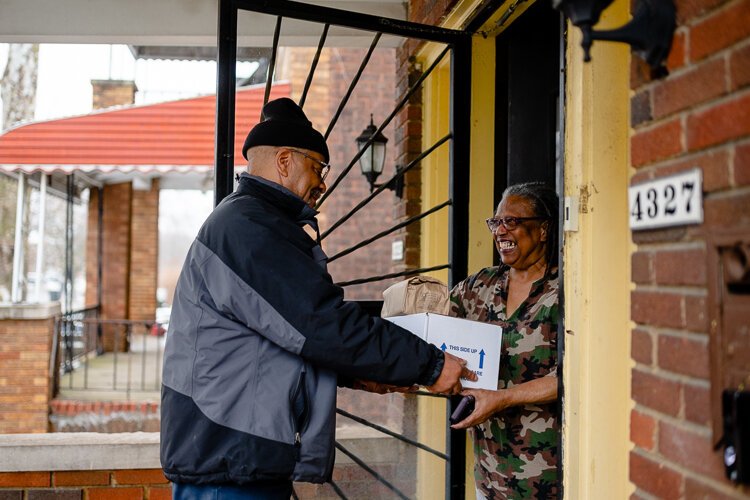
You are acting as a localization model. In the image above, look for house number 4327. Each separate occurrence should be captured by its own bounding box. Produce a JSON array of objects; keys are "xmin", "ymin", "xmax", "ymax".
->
[{"xmin": 628, "ymin": 169, "xmax": 703, "ymax": 231}]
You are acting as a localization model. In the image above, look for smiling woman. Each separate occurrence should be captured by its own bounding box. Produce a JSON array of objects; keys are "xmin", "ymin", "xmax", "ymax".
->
[{"xmin": 449, "ymin": 182, "xmax": 560, "ymax": 499}]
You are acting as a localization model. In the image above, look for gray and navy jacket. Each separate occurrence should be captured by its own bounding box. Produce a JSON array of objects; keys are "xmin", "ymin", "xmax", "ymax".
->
[{"xmin": 161, "ymin": 173, "xmax": 445, "ymax": 485}]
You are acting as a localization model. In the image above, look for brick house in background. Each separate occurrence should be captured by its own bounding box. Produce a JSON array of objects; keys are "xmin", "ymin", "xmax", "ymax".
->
[
  {"xmin": 0, "ymin": 45, "xmax": 421, "ymax": 496},
  {"xmin": 0, "ymin": 82, "xmax": 290, "ymax": 352},
  {"xmin": 0, "ymin": 49, "xmax": 408, "ymax": 434}
]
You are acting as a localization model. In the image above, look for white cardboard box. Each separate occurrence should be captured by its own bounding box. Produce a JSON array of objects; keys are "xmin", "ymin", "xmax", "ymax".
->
[{"xmin": 386, "ymin": 313, "xmax": 502, "ymax": 390}]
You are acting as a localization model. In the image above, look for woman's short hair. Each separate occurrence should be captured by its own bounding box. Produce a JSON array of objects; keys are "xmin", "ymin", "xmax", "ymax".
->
[{"xmin": 502, "ymin": 182, "xmax": 559, "ymax": 271}]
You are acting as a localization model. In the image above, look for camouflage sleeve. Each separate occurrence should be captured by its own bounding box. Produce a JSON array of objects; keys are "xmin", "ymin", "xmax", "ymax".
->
[{"xmin": 449, "ymin": 280, "xmax": 468, "ymax": 318}]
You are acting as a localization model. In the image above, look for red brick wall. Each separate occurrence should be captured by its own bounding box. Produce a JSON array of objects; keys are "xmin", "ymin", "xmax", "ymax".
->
[
  {"xmin": 408, "ymin": 0, "xmax": 460, "ymax": 25},
  {"xmin": 129, "ymin": 180, "xmax": 159, "ymax": 323},
  {"xmin": 394, "ymin": 0, "xmax": 460, "ymax": 275},
  {"xmin": 394, "ymin": 49, "xmax": 425, "ymax": 273},
  {"xmin": 100, "ymin": 182, "xmax": 132, "ymax": 352},
  {"xmin": 629, "ymin": 0, "xmax": 750, "ymax": 497},
  {"xmin": 0, "ymin": 469, "xmax": 170, "ymax": 499},
  {"xmin": 323, "ymin": 48, "xmax": 403, "ymax": 299},
  {"xmin": 0, "ymin": 315, "xmax": 54, "ymax": 434},
  {"xmin": 0, "ymin": 461, "xmax": 403, "ymax": 499},
  {"xmin": 295, "ymin": 461, "xmax": 416, "ymax": 499},
  {"xmin": 278, "ymin": 47, "xmax": 403, "ymax": 300},
  {"xmin": 85, "ymin": 188, "xmax": 101, "ymax": 308},
  {"xmin": 84, "ymin": 179, "xmax": 159, "ymax": 347},
  {"xmin": 100, "ymin": 183, "xmax": 131, "ymax": 322}
]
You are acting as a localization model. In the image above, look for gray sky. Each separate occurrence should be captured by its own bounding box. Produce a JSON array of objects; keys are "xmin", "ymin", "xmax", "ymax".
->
[{"xmin": 0, "ymin": 43, "xmax": 258, "ymax": 129}]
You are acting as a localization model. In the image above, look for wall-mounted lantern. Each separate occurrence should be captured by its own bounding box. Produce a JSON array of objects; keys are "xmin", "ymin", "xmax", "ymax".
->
[
  {"xmin": 553, "ymin": 0, "xmax": 676, "ymax": 78},
  {"xmin": 356, "ymin": 115, "xmax": 403, "ymax": 198}
]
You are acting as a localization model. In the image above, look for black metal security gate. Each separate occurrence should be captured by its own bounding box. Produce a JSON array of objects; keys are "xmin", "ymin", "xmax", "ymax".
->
[{"xmin": 214, "ymin": 1, "xmax": 472, "ymax": 497}]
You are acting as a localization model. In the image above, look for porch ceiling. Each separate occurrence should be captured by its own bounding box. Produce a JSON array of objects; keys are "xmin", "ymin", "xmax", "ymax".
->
[{"xmin": 0, "ymin": 0, "xmax": 408, "ymax": 48}]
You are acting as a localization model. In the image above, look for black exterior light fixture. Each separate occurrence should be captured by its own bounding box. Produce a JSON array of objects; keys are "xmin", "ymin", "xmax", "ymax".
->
[
  {"xmin": 553, "ymin": 0, "xmax": 676, "ymax": 78},
  {"xmin": 356, "ymin": 115, "xmax": 404, "ymax": 198}
]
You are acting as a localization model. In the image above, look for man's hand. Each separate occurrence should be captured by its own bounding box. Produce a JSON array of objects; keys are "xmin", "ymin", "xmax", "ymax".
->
[{"xmin": 426, "ymin": 352, "xmax": 477, "ymax": 395}]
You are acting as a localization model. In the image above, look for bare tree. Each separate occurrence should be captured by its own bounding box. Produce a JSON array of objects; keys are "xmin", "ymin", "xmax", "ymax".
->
[
  {"xmin": 0, "ymin": 44, "xmax": 39, "ymax": 299},
  {"xmin": 0, "ymin": 178, "xmax": 17, "ymax": 301},
  {"xmin": 2, "ymin": 43, "xmax": 39, "ymax": 130}
]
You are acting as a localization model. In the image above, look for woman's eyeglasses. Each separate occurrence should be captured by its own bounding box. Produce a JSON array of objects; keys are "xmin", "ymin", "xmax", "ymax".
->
[
  {"xmin": 287, "ymin": 148, "xmax": 331, "ymax": 182},
  {"xmin": 486, "ymin": 216, "xmax": 547, "ymax": 232}
]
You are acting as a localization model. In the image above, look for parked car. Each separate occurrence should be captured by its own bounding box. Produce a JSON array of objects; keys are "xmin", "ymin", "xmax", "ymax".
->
[{"xmin": 150, "ymin": 306, "xmax": 171, "ymax": 336}]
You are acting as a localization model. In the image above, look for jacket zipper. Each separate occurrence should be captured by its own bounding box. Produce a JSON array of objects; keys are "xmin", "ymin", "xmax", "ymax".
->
[{"xmin": 291, "ymin": 369, "xmax": 309, "ymax": 460}]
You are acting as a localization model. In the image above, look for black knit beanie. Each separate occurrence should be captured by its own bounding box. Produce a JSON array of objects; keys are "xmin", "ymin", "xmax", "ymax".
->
[{"xmin": 242, "ymin": 97, "xmax": 330, "ymax": 162}]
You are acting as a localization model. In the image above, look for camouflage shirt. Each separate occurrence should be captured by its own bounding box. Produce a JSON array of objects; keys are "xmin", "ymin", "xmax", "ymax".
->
[{"xmin": 450, "ymin": 265, "xmax": 559, "ymax": 499}]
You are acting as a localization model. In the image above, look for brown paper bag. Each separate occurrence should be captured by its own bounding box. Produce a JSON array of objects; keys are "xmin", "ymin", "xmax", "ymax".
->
[{"xmin": 381, "ymin": 276, "xmax": 450, "ymax": 317}]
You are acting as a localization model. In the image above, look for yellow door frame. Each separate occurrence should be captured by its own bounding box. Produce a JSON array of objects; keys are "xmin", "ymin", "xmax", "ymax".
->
[{"xmin": 415, "ymin": 0, "xmax": 633, "ymax": 497}]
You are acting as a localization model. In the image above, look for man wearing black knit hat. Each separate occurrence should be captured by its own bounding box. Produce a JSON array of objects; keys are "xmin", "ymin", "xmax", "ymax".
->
[
  {"xmin": 161, "ymin": 97, "xmax": 474, "ymax": 499},
  {"xmin": 240, "ymin": 97, "xmax": 331, "ymax": 210}
]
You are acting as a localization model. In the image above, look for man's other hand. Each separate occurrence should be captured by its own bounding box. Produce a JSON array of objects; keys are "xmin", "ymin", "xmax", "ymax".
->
[{"xmin": 426, "ymin": 352, "xmax": 477, "ymax": 395}]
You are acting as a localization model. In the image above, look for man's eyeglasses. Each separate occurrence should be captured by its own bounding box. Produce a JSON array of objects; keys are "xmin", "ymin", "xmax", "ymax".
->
[
  {"xmin": 486, "ymin": 216, "xmax": 547, "ymax": 232},
  {"xmin": 287, "ymin": 148, "xmax": 331, "ymax": 183}
]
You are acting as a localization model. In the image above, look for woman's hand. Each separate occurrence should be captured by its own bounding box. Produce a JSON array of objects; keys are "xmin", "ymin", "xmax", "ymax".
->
[
  {"xmin": 450, "ymin": 389, "xmax": 512, "ymax": 429},
  {"xmin": 450, "ymin": 376, "xmax": 558, "ymax": 429}
]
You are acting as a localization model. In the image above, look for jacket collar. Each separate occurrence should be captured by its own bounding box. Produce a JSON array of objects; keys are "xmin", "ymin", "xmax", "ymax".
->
[{"xmin": 236, "ymin": 173, "xmax": 320, "ymax": 232}]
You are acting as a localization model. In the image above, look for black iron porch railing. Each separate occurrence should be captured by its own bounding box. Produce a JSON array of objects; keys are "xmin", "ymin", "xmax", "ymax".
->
[
  {"xmin": 51, "ymin": 313, "xmax": 166, "ymax": 400},
  {"xmin": 50, "ymin": 305, "xmax": 100, "ymax": 391},
  {"xmin": 331, "ymin": 392, "xmax": 452, "ymax": 500},
  {"xmin": 215, "ymin": 1, "xmax": 472, "ymax": 498}
]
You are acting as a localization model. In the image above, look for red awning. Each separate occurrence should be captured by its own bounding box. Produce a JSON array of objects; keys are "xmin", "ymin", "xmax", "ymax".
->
[{"xmin": 0, "ymin": 82, "xmax": 291, "ymax": 184}]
